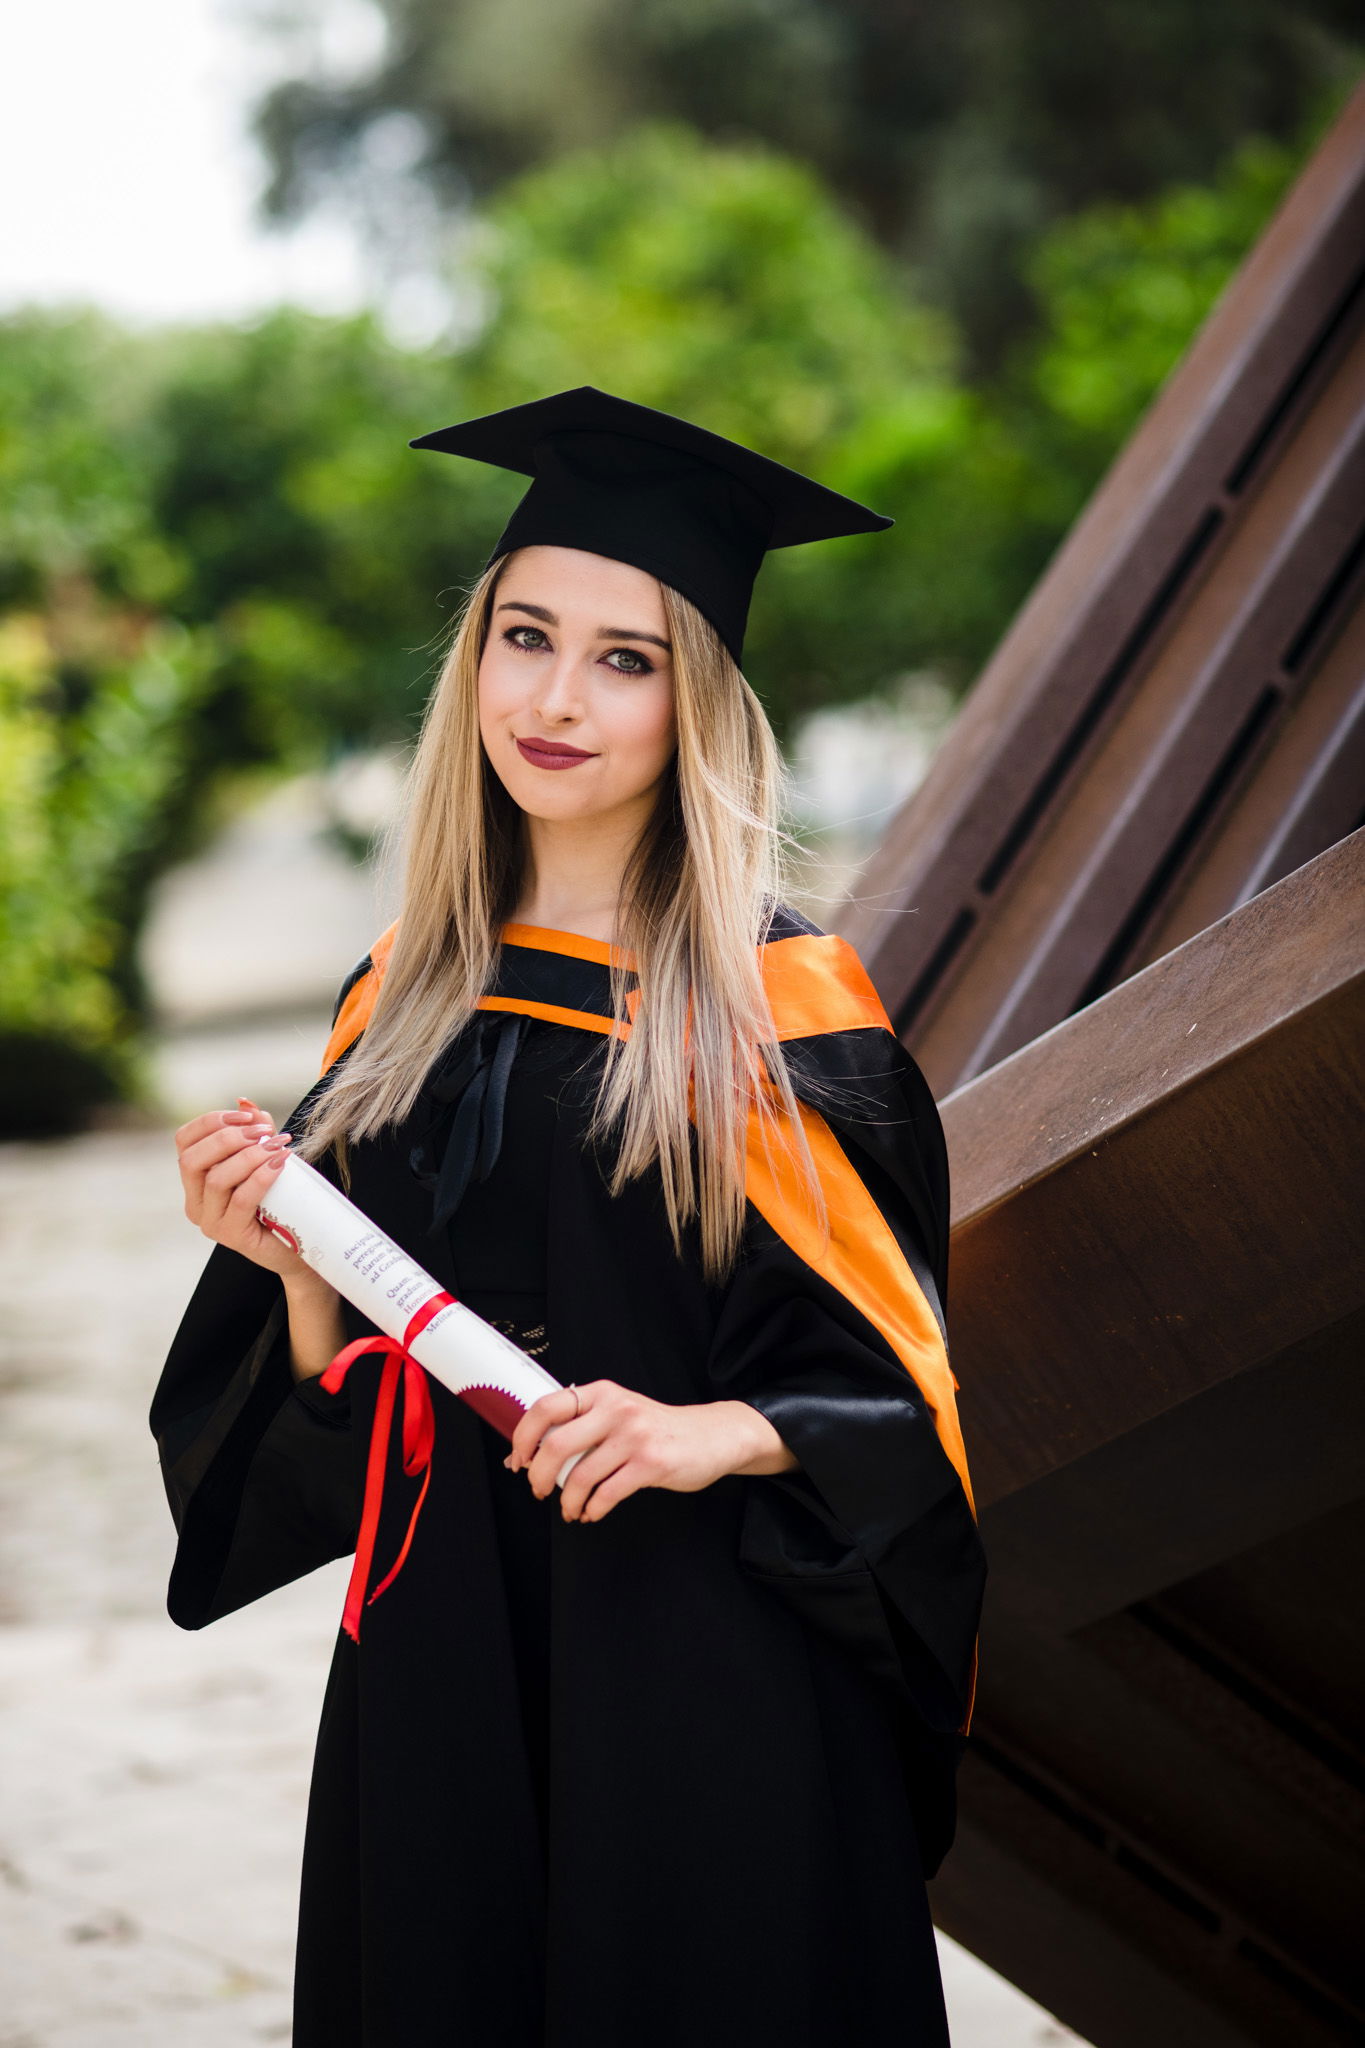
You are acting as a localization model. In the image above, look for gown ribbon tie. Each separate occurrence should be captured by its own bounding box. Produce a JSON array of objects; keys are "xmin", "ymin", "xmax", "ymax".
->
[
  {"xmin": 411, "ymin": 1010, "xmax": 531, "ymax": 1236},
  {"xmin": 319, "ymin": 1290, "xmax": 454, "ymax": 1642}
]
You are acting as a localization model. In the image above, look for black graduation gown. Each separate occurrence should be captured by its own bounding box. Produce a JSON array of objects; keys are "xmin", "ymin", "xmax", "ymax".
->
[{"xmin": 150, "ymin": 908, "xmax": 986, "ymax": 2048}]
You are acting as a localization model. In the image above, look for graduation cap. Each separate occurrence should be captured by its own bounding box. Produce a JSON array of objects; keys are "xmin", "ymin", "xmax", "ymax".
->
[{"xmin": 410, "ymin": 386, "xmax": 892, "ymax": 664}]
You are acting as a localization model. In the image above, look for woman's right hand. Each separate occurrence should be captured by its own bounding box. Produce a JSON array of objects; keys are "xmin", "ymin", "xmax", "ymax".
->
[{"xmin": 175, "ymin": 1097, "xmax": 307, "ymax": 1280}]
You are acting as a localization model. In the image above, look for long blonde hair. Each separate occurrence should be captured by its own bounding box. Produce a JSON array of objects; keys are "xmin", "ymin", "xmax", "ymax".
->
[{"xmin": 295, "ymin": 554, "xmax": 825, "ymax": 1283}]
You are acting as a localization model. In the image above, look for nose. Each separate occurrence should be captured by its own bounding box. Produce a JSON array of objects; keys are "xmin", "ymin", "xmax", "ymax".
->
[{"xmin": 531, "ymin": 646, "xmax": 586, "ymax": 725}]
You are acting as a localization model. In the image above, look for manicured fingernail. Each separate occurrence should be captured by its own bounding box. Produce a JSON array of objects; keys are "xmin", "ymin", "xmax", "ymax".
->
[{"xmin": 226, "ymin": 1110, "xmax": 254, "ymax": 1123}]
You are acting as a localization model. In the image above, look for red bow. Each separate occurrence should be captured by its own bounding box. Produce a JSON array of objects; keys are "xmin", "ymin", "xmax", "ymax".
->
[{"xmin": 320, "ymin": 1292, "xmax": 454, "ymax": 1642}]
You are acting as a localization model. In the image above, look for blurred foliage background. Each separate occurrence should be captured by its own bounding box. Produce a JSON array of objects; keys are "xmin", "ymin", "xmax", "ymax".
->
[{"xmin": 2, "ymin": 0, "xmax": 1360, "ymax": 1130}]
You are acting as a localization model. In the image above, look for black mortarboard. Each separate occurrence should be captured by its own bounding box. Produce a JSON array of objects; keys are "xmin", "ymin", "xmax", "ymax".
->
[{"xmin": 409, "ymin": 386, "xmax": 892, "ymax": 663}]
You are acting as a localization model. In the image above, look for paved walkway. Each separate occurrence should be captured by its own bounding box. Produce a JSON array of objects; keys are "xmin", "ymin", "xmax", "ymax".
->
[{"xmin": 0, "ymin": 1131, "xmax": 1084, "ymax": 2045}]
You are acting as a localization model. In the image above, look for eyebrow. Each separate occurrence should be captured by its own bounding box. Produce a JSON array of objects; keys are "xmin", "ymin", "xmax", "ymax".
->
[{"xmin": 496, "ymin": 600, "xmax": 671, "ymax": 653}]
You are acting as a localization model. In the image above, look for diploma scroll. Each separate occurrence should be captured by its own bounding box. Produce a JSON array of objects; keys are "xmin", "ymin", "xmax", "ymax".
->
[{"xmin": 256, "ymin": 1151, "xmax": 581, "ymax": 1487}]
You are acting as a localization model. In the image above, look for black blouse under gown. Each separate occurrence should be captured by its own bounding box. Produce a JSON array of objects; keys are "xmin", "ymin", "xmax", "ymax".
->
[{"xmin": 157, "ymin": 1010, "xmax": 964, "ymax": 2047}]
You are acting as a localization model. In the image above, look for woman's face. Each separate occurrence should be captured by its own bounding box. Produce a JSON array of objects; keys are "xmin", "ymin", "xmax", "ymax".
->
[{"xmin": 478, "ymin": 545, "xmax": 677, "ymax": 829}]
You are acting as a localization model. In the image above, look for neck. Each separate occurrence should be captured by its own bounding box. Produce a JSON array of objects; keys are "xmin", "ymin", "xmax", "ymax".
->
[{"xmin": 512, "ymin": 797, "xmax": 654, "ymax": 943}]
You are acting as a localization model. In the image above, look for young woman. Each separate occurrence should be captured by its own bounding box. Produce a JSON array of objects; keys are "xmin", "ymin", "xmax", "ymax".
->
[{"xmin": 152, "ymin": 389, "xmax": 986, "ymax": 2048}]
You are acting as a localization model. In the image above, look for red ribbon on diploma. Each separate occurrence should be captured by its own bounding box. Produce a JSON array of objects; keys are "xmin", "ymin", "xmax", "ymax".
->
[{"xmin": 320, "ymin": 1291, "xmax": 454, "ymax": 1642}]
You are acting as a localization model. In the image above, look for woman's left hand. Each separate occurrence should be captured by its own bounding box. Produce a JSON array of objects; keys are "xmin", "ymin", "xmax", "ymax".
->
[{"xmin": 506, "ymin": 1381, "xmax": 796, "ymax": 1523}]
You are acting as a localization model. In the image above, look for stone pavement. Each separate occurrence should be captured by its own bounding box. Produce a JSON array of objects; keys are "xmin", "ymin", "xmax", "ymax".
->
[{"xmin": 0, "ymin": 1128, "xmax": 1084, "ymax": 2046}]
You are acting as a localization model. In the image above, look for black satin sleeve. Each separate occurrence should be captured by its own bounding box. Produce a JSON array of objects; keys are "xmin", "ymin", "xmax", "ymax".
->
[
  {"xmin": 149, "ymin": 1129, "xmax": 363, "ymax": 1631},
  {"xmin": 706, "ymin": 1209, "xmax": 985, "ymax": 1743}
]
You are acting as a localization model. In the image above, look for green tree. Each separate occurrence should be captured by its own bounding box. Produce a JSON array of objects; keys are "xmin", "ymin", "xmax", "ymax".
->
[
  {"xmin": 1022, "ymin": 135, "xmax": 1306, "ymax": 476},
  {"xmin": 0, "ymin": 604, "xmax": 214, "ymax": 1130},
  {"xmin": 461, "ymin": 125, "xmax": 954, "ymax": 461},
  {"xmin": 249, "ymin": 0, "xmax": 1360, "ymax": 366},
  {"xmin": 144, "ymin": 307, "xmax": 483, "ymax": 758},
  {"xmin": 0, "ymin": 306, "xmax": 458, "ymax": 1129},
  {"xmin": 0, "ymin": 309, "xmax": 177, "ymax": 614}
]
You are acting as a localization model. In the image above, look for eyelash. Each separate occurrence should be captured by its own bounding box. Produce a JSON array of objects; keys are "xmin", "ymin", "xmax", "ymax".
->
[{"xmin": 502, "ymin": 625, "xmax": 655, "ymax": 674}]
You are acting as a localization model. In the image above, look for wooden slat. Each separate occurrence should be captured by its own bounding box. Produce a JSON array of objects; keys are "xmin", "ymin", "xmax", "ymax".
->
[{"xmin": 1136, "ymin": 594, "xmax": 1365, "ymax": 960}]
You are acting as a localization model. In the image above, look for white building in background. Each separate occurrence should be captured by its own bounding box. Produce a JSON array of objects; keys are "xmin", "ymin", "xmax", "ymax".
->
[{"xmin": 786, "ymin": 672, "xmax": 958, "ymax": 910}]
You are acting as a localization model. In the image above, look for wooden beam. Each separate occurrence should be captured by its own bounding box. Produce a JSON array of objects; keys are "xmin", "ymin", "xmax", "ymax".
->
[{"xmin": 943, "ymin": 828, "xmax": 1365, "ymax": 1504}]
